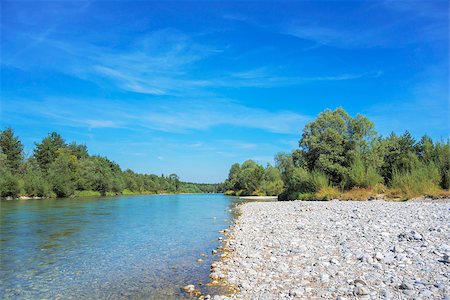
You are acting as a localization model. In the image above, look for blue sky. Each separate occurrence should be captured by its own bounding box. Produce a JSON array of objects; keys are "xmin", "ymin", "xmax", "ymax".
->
[{"xmin": 1, "ymin": 0, "xmax": 449, "ymax": 183}]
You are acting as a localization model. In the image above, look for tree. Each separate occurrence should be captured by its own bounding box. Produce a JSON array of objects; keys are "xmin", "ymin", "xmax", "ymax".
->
[
  {"xmin": 0, "ymin": 128, "xmax": 24, "ymax": 171},
  {"xmin": 236, "ymin": 160, "xmax": 265, "ymax": 195},
  {"xmin": 67, "ymin": 142, "xmax": 89, "ymax": 159},
  {"xmin": 262, "ymin": 165, "xmax": 284, "ymax": 196},
  {"xmin": 299, "ymin": 108, "xmax": 376, "ymax": 184},
  {"xmin": 47, "ymin": 150, "xmax": 78, "ymax": 197},
  {"xmin": 434, "ymin": 140, "xmax": 450, "ymax": 189},
  {"xmin": 169, "ymin": 173, "xmax": 180, "ymax": 191},
  {"xmin": 225, "ymin": 163, "xmax": 241, "ymax": 191},
  {"xmin": 22, "ymin": 160, "xmax": 52, "ymax": 197},
  {"xmin": 416, "ymin": 135, "xmax": 434, "ymax": 163},
  {"xmin": 0, "ymin": 152, "xmax": 21, "ymax": 198},
  {"xmin": 34, "ymin": 132, "xmax": 66, "ymax": 170}
]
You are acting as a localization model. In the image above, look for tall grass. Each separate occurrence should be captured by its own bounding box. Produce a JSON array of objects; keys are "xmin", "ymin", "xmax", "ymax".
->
[
  {"xmin": 390, "ymin": 162, "xmax": 441, "ymax": 199},
  {"xmin": 345, "ymin": 155, "xmax": 383, "ymax": 189},
  {"xmin": 310, "ymin": 170, "xmax": 331, "ymax": 191}
]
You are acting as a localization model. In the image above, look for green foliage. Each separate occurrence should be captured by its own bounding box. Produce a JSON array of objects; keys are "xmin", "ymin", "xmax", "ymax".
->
[
  {"xmin": 0, "ymin": 130, "xmax": 221, "ymax": 199},
  {"xmin": 345, "ymin": 154, "xmax": 382, "ymax": 189},
  {"xmin": 0, "ymin": 170, "xmax": 21, "ymax": 198},
  {"xmin": 262, "ymin": 165, "xmax": 283, "ymax": 196},
  {"xmin": 22, "ymin": 165, "xmax": 52, "ymax": 197},
  {"xmin": 390, "ymin": 162, "xmax": 441, "ymax": 199},
  {"xmin": 0, "ymin": 153, "xmax": 21, "ymax": 198},
  {"xmin": 434, "ymin": 140, "xmax": 450, "ymax": 189},
  {"xmin": 223, "ymin": 160, "xmax": 282, "ymax": 196},
  {"xmin": 75, "ymin": 190, "xmax": 101, "ymax": 197},
  {"xmin": 47, "ymin": 151, "xmax": 78, "ymax": 197},
  {"xmin": 0, "ymin": 128, "xmax": 24, "ymax": 171},
  {"xmin": 236, "ymin": 160, "xmax": 265, "ymax": 195},
  {"xmin": 309, "ymin": 170, "xmax": 332, "ymax": 192},
  {"xmin": 228, "ymin": 108, "xmax": 448, "ymax": 201},
  {"xmin": 33, "ymin": 132, "xmax": 66, "ymax": 170},
  {"xmin": 299, "ymin": 108, "xmax": 376, "ymax": 184},
  {"xmin": 315, "ymin": 186, "xmax": 341, "ymax": 201}
]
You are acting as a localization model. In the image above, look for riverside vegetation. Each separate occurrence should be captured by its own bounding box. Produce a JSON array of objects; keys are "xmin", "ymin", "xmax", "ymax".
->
[
  {"xmin": 0, "ymin": 129, "xmax": 221, "ymax": 199},
  {"xmin": 223, "ymin": 108, "xmax": 449, "ymax": 200}
]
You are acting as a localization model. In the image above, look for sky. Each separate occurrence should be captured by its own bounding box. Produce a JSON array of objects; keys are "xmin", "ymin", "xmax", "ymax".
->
[{"xmin": 1, "ymin": 0, "xmax": 449, "ymax": 183}]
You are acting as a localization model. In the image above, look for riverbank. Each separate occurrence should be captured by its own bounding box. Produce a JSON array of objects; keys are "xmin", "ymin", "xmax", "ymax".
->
[
  {"xmin": 214, "ymin": 199, "xmax": 450, "ymax": 299},
  {"xmin": 238, "ymin": 196, "xmax": 278, "ymax": 200},
  {"xmin": 1, "ymin": 191, "xmax": 221, "ymax": 201}
]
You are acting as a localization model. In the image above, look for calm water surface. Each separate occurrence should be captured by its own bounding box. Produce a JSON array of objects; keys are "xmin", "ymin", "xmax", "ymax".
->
[{"xmin": 0, "ymin": 194, "xmax": 241, "ymax": 299}]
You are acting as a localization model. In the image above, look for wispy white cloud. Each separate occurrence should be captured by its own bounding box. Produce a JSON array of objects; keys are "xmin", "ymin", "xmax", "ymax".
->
[
  {"xmin": 4, "ymin": 27, "xmax": 380, "ymax": 95},
  {"xmin": 278, "ymin": 1, "xmax": 448, "ymax": 49},
  {"xmin": 4, "ymin": 97, "xmax": 311, "ymax": 135}
]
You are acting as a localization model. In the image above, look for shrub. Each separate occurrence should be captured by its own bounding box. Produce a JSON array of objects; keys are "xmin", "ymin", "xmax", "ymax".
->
[
  {"xmin": 310, "ymin": 170, "xmax": 332, "ymax": 192},
  {"xmin": 390, "ymin": 162, "xmax": 441, "ymax": 199},
  {"xmin": 75, "ymin": 190, "xmax": 101, "ymax": 197},
  {"xmin": 296, "ymin": 193, "xmax": 316, "ymax": 201},
  {"xmin": 0, "ymin": 171, "xmax": 21, "ymax": 198},
  {"xmin": 345, "ymin": 155, "xmax": 383, "ymax": 189},
  {"xmin": 315, "ymin": 186, "xmax": 341, "ymax": 200},
  {"xmin": 341, "ymin": 188, "xmax": 377, "ymax": 200},
  {"xmin": 262, "ymin": 179, "xmax": 284, "ymax": 196},
  {"xmin": 23, "ymin": 173, "xmax": 52, "ymax": 197}
]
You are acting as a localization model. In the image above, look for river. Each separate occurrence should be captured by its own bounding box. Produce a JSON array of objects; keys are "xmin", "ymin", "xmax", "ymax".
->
[{"xmin": 0, "ymin": 194, "xmax": 240, "ymax": 299}]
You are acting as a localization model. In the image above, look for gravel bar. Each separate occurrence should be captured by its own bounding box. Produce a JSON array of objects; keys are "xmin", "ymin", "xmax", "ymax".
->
[{"xmin": 214, "ymin": 199, "xmax": 450, "ymax": 299}]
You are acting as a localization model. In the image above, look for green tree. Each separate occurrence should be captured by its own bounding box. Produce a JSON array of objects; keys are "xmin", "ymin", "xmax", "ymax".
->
[
  {"xmin": 236, "ymin": 160, "xmax": 265, "ymax": 195},
  {"xmin": 0, "ymin": 128, "xmax": 24, "ymax": 171},
  {"xmin": 67, "ymin": 142, "xmax": 89, "ymax": 159},
  {"xmin": 34, "ymin": 132, "xmax": 66, "ymax": 170},
  {"xmin": 47, "ymin": 150, "xmax": 78, "ymax": 197},
  {"xmin": 434, "ymin": 140, "xmax": 450, "ymax": 189},
  {"xmin": 262, "ymin": 165, "xmax": 283, "ymax": 196},
  {"xmin": 169, "ymin": 173, "xmax": 180, "ymax": 192},
  {"xmin": 299, "ymin": 108, "xmax": 376, "ymax": 184},
  {"xmin": 225, "ymin": 163, "xmax": 241, "ymax": 191},
  {"xmin": 22, "ymin": 160, "xmax": 52, "ymax": 197},
  {"xmin": 0, "ymin": 152, "xmax": 21, "ymax": 198}
]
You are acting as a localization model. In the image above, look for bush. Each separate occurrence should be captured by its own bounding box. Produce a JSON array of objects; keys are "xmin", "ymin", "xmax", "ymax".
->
[
  {"xmin": 262, "ymin": 179, "xmax": 284, "ymax": 196},
  {"xmin": 341, "ymin": 188, "xmax": 377, "ymax": 200},
  {"xmin": 0, "ymin": 171, "xmax": 21, "ymax": 198},
  {"xmin": 296, "ymin": 193, "xmax": 316, "ymax": 201},
  {"xmin": 310, "ymin": 170, "xmax": 332, "ymax": 192},
  {"xmin": 345, "ymin": 155, "xmax": 383, "ymax": 189},
  {"xmin": 278, "ymin": 190, "xmax": 301, "ymax": 201},
  {"xmin": 315, "ymin": 186, "xmax": 341, "ymax": 200},
  {"xmin": 390, "ymin": 162, "xmax": 441, "ymax": 199},
  {"xmin": 75, "ymin": 190, "xmax": 101, "ymax": 197}
]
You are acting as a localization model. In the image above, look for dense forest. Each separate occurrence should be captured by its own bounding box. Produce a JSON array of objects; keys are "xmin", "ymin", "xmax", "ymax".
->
[
  {"xmin": 0, "ymin": 129, "xmax": 221, "ymax": 199},
  {"xmin": 224, "ymin": 108, "xmax": 450, "ymax": 200}
]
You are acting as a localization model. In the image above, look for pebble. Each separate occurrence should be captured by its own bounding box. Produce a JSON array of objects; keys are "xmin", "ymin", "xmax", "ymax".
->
[
  {"xmin": 374, "ymin": 252, "xmax": 384, "ymax": 261},
  {"xmin": 214, "ymin": 199, "xmax": 450, "ymax": 299},
  {"xmin": 399, "ymin": 282, "xmax": 414, "ymax": 290},
  {"xmin": 419, "ymin": 289, "xmax": 432, "ymax": 297},
  {"xmin": 182, "ymin": 284, "xmax": 195, "ymax": 293},
  {"xmin": 354, "ymin": 286, "xmax": 369, "ymax": 295}
]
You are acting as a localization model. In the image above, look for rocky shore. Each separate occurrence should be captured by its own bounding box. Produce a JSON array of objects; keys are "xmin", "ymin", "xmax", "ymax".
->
[{"xmin": 211, "ymin": 199, "xmax": 450, "ymax": 299}]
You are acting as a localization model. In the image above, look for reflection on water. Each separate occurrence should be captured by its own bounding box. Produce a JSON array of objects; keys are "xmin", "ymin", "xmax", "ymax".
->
[{"xmin": 0, "ymin": 194, "xmax": 241, "ymax": 299}]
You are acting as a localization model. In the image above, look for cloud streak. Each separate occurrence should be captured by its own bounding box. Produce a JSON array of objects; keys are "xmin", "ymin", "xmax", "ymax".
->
[
  {"xmin": 3, "ymin": 27, "xmax": 382, "ymax": 96},
  {"xmin": 4, "ymin": 97, "xmax": 311, "ymax": 135}
]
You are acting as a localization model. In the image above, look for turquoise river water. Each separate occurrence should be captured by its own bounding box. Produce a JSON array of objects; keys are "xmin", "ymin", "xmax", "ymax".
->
[{"xmin": 0, "ymin": 194, "xmax": 242, "ymax": 299}]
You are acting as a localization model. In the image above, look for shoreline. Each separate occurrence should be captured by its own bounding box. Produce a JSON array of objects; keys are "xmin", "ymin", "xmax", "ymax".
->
[
  {"xmin": 1, "ymin": 192, "xmax": 222, "ymax": 201},
  {"xmin": 212, "ymin": 198, "xmax": 450, "ymax": 299},
  {"xmin": 238, "ymin": 196, "xmax": 278, "ymax": 200}
]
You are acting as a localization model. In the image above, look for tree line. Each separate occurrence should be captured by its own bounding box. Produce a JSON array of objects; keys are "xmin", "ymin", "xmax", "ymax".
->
[
  {"xmin": 224, "ymin": 108, "xmax": 449, "ymax": 200},
  {"xmin": 0, "ymin": 129, "xmax": 221, "ymax": 199}
]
